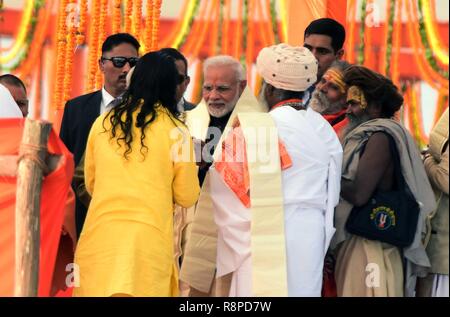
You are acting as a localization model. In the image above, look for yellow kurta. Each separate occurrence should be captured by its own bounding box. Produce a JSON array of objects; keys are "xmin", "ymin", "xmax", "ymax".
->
[{"xmin": 73, "ymin": 105, "xmax": 200, "ymax": 297}]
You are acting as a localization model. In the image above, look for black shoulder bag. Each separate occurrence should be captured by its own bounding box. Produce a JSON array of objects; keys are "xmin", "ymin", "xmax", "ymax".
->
[{"xmin": 345, "ymin": 134, "xmax": 420, "ymax": 248}]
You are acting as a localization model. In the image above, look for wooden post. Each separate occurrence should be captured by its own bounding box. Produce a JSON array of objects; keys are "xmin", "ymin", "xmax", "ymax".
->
[{"xmin": 14, "ymin": 119, "xmax": 52, "ymax": 297}]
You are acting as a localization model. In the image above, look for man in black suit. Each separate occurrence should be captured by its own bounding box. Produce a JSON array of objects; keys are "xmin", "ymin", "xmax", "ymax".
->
[
  {"xmin": 159, "ymin": 47, "xmax": 195, "ymax": 112},
  {"xmin": 60, "ymin": 33, "xmax": 140, "ymax": 238}
]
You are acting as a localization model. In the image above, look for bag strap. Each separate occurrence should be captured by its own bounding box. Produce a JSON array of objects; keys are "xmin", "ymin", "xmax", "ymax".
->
[{"xmin": 385, "ymin": 133, "xmax": 405, "ymax": 190}]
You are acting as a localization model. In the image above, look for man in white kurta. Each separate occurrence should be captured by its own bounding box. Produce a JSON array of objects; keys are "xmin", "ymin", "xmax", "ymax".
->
[{"xmin": 210, "ymin": 44, "xmax": 343, "ymax": 296}]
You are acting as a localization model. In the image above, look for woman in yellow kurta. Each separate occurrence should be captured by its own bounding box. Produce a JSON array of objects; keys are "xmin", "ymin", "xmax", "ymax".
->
[{"xmin": 73, "ymin": 51, "xmax": 200, "ymax": 297}]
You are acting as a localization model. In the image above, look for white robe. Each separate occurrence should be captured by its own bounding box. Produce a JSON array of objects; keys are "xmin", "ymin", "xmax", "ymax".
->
[
  {"xmin": 211, "ymin": 107, "xmax": 343, "ymax": 297},
  {"xmin": 0, "ymin": 83, "xmax": 22, "ymax": 118}
]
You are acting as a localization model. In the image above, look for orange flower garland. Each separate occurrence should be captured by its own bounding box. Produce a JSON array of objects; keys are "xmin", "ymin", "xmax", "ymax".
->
[
  {"xmin": 86, "ymin": 0, "xmax": 101, "ymax": 92},
  {"xmin": 76, "ymin": 0, "xmax": 88, "ymax": 46},
  {"xmin": 53, "ymin": 0, "xmax": 69, "ymax": 112},
  {"xmin": 144, "ymin": 0, "xmax": 154, "ymax": 52},
  {"xmin": 124, "ymin": 0, "xmax": 133, "ymax": 34},
  {"xmin": 152, "ymin": 0, "xmax": 163, "ymax": 51},
  {"xmin": 95, "ymin": 0, "xmax": 109, "ymax": 90},
  {"xmin": 112, "ymin": 0, "xmax": 122, "ymax": 34},
  {"xmin": 63, "ymin": 0, "xmax": 77, "ymax": 104},
  {"xmin": 133, "ymin": 0, "xmax": 143, "ymax": 42}
]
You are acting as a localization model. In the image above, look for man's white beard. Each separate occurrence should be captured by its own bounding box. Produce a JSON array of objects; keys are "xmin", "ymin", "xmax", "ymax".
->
[
  {"xmin": 208, "ymin": 90, "xmax": 240, "ymax": 118},
  {"xmin": 310, "ymin": 90, "xmax": 345, "ymax": 115}
]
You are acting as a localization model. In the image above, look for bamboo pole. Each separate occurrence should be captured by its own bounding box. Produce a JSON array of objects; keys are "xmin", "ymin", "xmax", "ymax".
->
[{"xmin": 14, "ymin": 119, "xmax": 52, "ymax": 297}]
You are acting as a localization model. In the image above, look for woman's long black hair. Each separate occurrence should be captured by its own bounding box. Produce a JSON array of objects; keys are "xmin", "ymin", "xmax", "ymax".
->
[{"xmin": 104, "ymin": 51, "xmax": 181, "ymax": 158}]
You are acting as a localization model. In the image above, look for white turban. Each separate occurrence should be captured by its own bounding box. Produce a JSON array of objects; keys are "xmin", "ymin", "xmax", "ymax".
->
[
  {"xmin": 256, "ymin": 43, "xmax": 318, "ymax": 92},
  {"xmin": 0, "ymin": 83, "xmax": 22, "ymax": 118}
]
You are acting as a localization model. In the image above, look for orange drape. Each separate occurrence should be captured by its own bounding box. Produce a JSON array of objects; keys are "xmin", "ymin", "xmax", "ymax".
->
[{"xmin": 0, "ymin": 118, "xmax": 75, "ymax": 297}]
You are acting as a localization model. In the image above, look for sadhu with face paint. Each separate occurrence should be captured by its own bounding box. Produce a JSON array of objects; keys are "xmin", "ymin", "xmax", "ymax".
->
[{"xmin": 331, "ymin": 65, "xmax": 436, "ymax": 297}]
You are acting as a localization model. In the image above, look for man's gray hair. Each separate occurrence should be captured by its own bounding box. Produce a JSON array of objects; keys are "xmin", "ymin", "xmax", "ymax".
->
[{"xmin": 203, "ymin": 55, "xmax": 246, "ymax": 81}]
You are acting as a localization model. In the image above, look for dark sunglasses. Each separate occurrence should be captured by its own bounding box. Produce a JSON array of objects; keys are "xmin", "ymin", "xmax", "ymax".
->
[
  {"xmin": 177, "ymin": 74, "xmax": 189, "ymax": 85},
  {"xmin": 101, "ymin": 56, "xmax": 139, "ymax": 68}
]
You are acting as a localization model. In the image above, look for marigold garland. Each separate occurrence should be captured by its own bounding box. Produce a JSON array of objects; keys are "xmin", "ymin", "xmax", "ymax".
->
[
  {"xmin": 86, "ymin": 0, "xmax": 101, "ymax": 92},
  {"xmin": 133, "ymin": 0, "xmax": 143, "ymax": 42},
  {"xmin": 76, "ymin": 0, "xmax": 88, "ymax": 45},
  {"xmin": 112, "ymin": 0, "xmax": 122, "ymax": 34},
  {"xmin": 124, "ymin": 0, "xmax": 133, "ymax": 34},
  {"xmin": 144, "ymin": 0, "xmax": 154, "ymax": 52},
  {"xmin": 151, "ymin": 0, "xmax": 163, "ymax": 51},
  {"xmin": 63, "ymin": 0, "xmax": 77, "ymax": 104},
  {"xmin": 95, "ymin": 0, "xmax": 109, "ymax": 90},
  {"xmin": 53, "ymin": 0, "xmax": 69, "ymax": 112}
]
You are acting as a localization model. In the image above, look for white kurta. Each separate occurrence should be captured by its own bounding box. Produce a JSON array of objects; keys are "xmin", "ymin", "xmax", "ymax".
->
[{"xmin": 211, "ymin": 107, "xmax": 343, "ymax": 297}]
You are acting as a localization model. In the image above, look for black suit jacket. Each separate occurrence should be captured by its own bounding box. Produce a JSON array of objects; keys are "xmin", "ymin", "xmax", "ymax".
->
[
  {"xmin": 60, "ymin": 90, "xmax": 102, "ymax": 166},
  {"xmin": 59, "ymin": 90, "xmax": 102, "ymax": 238}
]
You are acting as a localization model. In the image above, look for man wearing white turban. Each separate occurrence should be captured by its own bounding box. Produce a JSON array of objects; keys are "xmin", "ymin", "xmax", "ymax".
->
[{"xmin": 209, "ymin": 44, "xmax": 343, "ymax": 296}]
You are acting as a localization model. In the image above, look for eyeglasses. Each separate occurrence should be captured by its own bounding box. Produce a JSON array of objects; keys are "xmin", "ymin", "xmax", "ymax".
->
[
  {"xmin": 177, "ymin": 74, "xmax": 190, "ymax": 85},
  {"xmin": 101, "ymin": 56, "xmax": 139, "ymax": 68}
]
